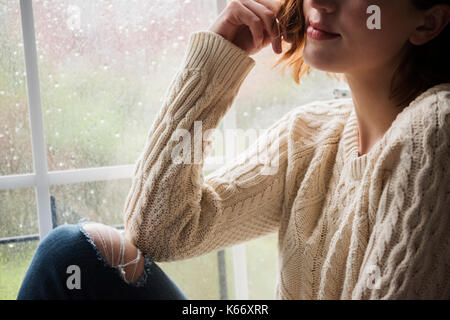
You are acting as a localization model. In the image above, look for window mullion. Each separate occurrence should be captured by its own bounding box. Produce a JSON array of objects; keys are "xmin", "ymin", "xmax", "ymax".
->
[
  {"xmin": 20, "ymin": 0, "xmax": 52, "ymax": 240},
  {"xmin": 216, "ymin": 0, "xmax": 228, "ymax": 13},
  {"xmin": 0, "ymin": 173, "xmax": 35, "ymax": 191},
  {"xmin": 215, "ymin": 0, "xmax": 250, "ymax": 300}
]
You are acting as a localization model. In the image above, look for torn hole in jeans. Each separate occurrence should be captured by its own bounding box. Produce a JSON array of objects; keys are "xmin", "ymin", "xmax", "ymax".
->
[{"xmin": 78, "ymin": 222, "xmax": 153, "ymax": 288}]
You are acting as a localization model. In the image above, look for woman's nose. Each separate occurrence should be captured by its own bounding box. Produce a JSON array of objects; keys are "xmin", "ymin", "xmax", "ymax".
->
[{"xmin": 309, "ymin": 0, "xmax": 337, "ymax": 13}]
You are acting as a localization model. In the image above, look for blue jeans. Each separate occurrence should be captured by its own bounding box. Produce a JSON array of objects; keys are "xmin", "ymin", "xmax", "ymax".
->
[{"xmin": 17, "ymin": 223, "xmax": 188, "ymax": 300}]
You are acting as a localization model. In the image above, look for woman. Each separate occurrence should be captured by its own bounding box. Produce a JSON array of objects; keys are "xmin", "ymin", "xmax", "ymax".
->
[{"xmin": 18, "ymin": 0, "xmax": 449, "ymax": 299}]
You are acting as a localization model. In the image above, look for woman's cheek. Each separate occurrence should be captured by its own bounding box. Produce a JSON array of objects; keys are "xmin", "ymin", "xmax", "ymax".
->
[
  {"xmin": 345, "ymin": 1, "xmax": 397, "ymax": 56},
  {"xmin": 339, "ymin": 2, "xmax": 372, "ymax": 45}
]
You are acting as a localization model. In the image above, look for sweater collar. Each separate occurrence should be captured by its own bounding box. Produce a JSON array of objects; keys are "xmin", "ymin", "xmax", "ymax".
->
[
  {"xmin": 342, "ymin": 108, "xmax": 369, "ymax": 180},
  {"xmin": 341, "ymin": 82, "xmax": 450, "ymax": 180}
]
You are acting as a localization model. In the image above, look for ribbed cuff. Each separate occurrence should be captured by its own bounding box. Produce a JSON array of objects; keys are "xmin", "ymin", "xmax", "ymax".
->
[{"xmin": 181, "ymin": 30, "xmax": 256, "ymax": 89}]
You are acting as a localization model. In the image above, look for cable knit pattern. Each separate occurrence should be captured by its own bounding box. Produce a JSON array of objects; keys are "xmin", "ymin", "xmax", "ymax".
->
[{"xmin": 123, "ymin": 30, "xmax": 450, "ymax": 299}]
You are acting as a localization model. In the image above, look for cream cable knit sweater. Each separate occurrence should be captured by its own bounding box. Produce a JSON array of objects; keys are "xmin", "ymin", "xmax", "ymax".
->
[{"xmin": 123, "ymin": 31, "xmax": 450, "ymax": 299}]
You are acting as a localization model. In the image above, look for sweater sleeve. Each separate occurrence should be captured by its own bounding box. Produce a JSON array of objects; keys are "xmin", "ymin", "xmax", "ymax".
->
[
  {"xmin": 122, "ymin": 31, "xmax": 291, "ymax": 262},
  {"xmin": 352, "ymin": 95, "xmax": 450, "ymax": 299}
]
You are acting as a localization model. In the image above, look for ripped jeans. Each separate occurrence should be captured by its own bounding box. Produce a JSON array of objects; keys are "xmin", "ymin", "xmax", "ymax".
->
[{"xmin": 16, "ymin": 223, "xmax": 188, "ymax": 300}]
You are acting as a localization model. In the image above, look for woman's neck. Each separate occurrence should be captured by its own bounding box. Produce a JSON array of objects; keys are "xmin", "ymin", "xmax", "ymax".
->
[{"xmin": 344, "ymin": 64, "xmax": 403, "ymax": 156}]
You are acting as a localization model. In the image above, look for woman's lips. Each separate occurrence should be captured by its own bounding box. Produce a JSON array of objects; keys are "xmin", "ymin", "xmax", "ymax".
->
[{"xmin": 306, "ymin": 25, "xmax": 341, "ymax": 40}]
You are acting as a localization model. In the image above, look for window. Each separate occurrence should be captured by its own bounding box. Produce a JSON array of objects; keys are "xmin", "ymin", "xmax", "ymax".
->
[{"xmin": 0, "ymin": 0, "xmax": 349, "ymax": 300}]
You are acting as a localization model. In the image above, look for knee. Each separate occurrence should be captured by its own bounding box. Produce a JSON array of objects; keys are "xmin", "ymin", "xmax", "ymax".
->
[
  {"xmin": 80, "ymin": 222, "xmax": 144, "ymax": 284},
  {"xmin": 28, "ymin": 224, "xmax": 87, "ymax": 275},
  {"xmin": 39, "ymin": 224, "xmax": 85, "ymax": 255}
]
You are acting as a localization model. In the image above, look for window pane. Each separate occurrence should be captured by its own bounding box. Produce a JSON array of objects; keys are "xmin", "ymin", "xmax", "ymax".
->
[
  {"xmin": 33, "ymin": 0, "xmax": 217, "ymax": 170},
  {"xmin": 0, "ymin": 188, "xmax": 38, "ymax": 238},
  {"xmin": 246, "ymin": 234, "xmax": 278, "ymax": 299},
  {"xmin": 0, "ymin": 0, "xmax": 33, "ymax": 175},
  {"xmin": 234, "ymin": 48, "xmax": 350, "ymax": 131},
  {"xmin": 0, "ymin": 188, "xmax": 37, "ymax": 299},
  {"xmin": 49, "ymin": 179, "xmax": 132, "ymax": 226},
  {"xmin": 158, "ymin": 247, "xmax": 235, "ymax": 300},
  {"xmin": 0, "ymin": 241, "xmax": 39, "ymax": 300},
  {"xmin": 50, "ymin": 176, "xmax": 234, "ymax": 299}
]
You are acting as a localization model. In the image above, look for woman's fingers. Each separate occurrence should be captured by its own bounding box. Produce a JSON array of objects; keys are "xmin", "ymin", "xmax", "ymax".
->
[
  {"xmin": 251, "ymin": 0, "xmax": 283, "ymax": 52},
  {"xmin": 233, "ymin": 0, "xmax": 265, "ymax": 49},
  {"xmin": 240, "ymin": 0, "xmax": 280, "ymax": 44},
  {"xmin": 209, "ymin": 0, "xmax": 285, "ymax": 55},
  {"xmin": 272, "ymin": 18, "xmax": 282, "ymax": 53},
  {"xmin": 239, "ymin": 0, "xmax": 282, "ymax": 53}
]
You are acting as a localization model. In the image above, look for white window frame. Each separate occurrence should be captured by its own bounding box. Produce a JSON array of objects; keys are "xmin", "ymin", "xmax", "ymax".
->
[{"xmin": 0, "ymin": 0, "xmax": 249, "ymax": 299}]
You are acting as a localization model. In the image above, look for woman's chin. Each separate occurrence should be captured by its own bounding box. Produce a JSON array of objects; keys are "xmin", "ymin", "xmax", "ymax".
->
[
  {"xmin": 303, "ymin": 58, "xmax": 340, "ymax": 73},
  {"xmin": 303, "ymin": 51, "xmax": 344, "ymax": 74}
]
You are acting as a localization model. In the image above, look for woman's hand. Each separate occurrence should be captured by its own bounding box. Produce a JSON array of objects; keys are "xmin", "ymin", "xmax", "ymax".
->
[{"xmin": 208, "ymin": 0, "xmax": 286, "ymax": 56}]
